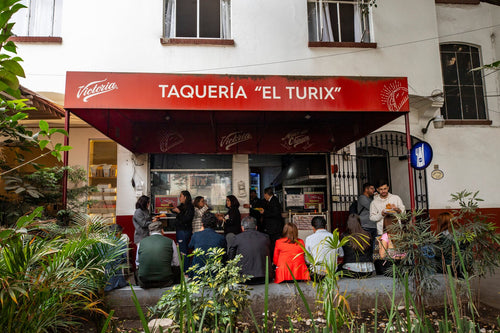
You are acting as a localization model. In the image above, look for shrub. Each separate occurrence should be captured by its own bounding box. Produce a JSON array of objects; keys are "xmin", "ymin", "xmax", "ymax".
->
[
  {"xmin": 151, "ymin": 247, "xmax": 250, "ymax": 331},
  {"xmin": 0, "ymin": 209, "xmax": 126, "ymax": 332}
]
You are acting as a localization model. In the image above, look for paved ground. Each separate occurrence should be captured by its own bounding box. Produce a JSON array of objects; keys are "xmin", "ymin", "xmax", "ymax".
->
[{"xmin": 107, "ymin": 270, "xmax": 500, "ymax": 319}]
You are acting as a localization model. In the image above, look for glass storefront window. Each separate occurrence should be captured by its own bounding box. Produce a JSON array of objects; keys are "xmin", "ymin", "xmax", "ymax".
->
[
  {"xmin": 151, "ymin": 170, "xmax": 232, "ymax": 213},
  {"xmin": 150, "ymin": 155, "xmax": 233, "ymax": 231}
]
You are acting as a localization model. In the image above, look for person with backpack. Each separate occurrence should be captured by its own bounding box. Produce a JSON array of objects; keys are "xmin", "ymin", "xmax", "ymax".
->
[{"xmin": 357, "ymin": 183, "xmax": 377, "ymax": 245}]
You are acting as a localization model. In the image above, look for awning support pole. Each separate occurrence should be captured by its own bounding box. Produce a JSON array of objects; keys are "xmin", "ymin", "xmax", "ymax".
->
[
  {"xmin": 62, "ymin": 109, "xmax": 70, "ymax": 210},
  {"xmin": 405, "ymin": 113, "xmax": 416, "ymax": 215}
]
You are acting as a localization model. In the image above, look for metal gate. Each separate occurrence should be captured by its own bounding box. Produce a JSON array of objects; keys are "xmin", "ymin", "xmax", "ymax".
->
[{"xmin": 331, "ymin": 131, "xmax": 428, "ymax": 231}]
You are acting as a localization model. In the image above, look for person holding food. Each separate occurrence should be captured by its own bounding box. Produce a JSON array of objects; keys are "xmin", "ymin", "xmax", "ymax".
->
[
  {"xmin": 217, "ymin": 195, "xmax": 241, "ymax": 249},
  {"xmin": 369, "ymin": 179, "xmax": 405, "ymax": 235},
  {"xmin": 133, "ymin": 195, "xmax": 158, "ymax": 245}
]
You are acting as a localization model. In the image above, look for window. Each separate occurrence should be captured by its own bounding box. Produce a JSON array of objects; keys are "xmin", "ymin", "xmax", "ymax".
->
[
  {"xmin": 164, "ymin": 0, "xmax": 231, "ymax": 39},
  {"xmin": 307, "ymin": 0, "xmax": 371, "ymax": 43},
  {"xmin": 11, "ymin": 0, "xmax": 62, "ymax": 37},
  {"xmin": 440, "ymin": 44, "xmax": 487, "ymax": 120}
]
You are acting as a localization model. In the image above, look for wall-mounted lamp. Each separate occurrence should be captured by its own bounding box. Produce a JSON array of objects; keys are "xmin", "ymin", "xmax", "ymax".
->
[
  {"xmin": 422, "ymin": 115, "xmax": 445, "ymax": 134},
  {"xmin": 304, "ymin": 113, "xmax": 311, "ymax": 120}
]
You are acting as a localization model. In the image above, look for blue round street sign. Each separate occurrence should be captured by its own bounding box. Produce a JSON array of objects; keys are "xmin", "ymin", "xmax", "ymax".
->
[{"xmin": 410, "ymin": 142, "xmax": 433, "ymax": 170}]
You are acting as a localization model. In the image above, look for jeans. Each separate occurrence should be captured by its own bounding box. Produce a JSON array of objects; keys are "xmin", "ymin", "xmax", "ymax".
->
[
  {"xmin": 176, "ymin": 229, "xmax": 192, "ymax": 273},
  {"xmin": 362, "ymin": 227, "xmax": 379, "ymax": 250}
]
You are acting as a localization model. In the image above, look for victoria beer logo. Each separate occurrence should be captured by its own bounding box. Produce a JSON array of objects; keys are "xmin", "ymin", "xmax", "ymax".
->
[
  {"xmin": 77, "ymin": 79, "xmax": 119, "ymax": 102},
  {"xmin": 220, "ymin": 131, "xmax": 252, "ymax": 150}
]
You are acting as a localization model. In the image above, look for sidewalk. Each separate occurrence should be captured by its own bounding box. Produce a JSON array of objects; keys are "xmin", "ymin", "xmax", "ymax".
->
[{"xmin": 106, "ymin": 275, "xmax": 449, "ymax": 319}]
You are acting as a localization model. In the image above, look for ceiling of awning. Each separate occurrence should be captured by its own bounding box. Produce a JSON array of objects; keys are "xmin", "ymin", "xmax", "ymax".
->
[{"xmin": 69, "ymin": 108, "xmax": 405, "ymax": 154}]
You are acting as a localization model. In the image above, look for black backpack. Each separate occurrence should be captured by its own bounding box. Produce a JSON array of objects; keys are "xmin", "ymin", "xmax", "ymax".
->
[
  {"xmin": 348, "ymin": 199, "xmax": 359, "ymax": 215},
  {"xmin": 348, "ymin": 199, "xmax": 366, "ymax": 215}
]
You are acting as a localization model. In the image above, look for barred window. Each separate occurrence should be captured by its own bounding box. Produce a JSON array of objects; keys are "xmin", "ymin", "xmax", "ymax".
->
[
  {"xmin": 440, "ymin": 44, "xmax": 487, "ymax": 120},
  {"xmin": 307, "ymin": 0, "xmax": 372, "ymax": 43}
]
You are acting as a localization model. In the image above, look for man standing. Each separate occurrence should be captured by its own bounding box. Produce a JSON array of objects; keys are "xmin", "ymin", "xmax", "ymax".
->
[
  {"xmin": 229, "ymin": 216, "xmax": 272, "ymax": 284},
  {"xmin": 357, "ymin": 183, "xmax": 377, "ymax": 242},
  {"xmin": 137, "ymin": 221, "xmax": 180, "ymax": 288},
  {"xmin": 369, "ymin": 179, "xmax": 405, "ymax": 235},
  {"xmin": 305, "ymin": 216, "xmax": 343, "ymax": 278},
  {"xmin": 247, "ymin": 189, "xmax": 265, "ymax": 232},
  {"xmin": 261, "ymin": 187, "xmax": 284, "ymax": 255}
]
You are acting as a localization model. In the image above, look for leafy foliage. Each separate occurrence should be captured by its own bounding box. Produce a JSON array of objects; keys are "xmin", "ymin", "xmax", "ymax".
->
[
  {"xmin": 0, "ymin": 166, "xmax": 96, "ymax": 226},
  {"xmin": 0, "ymin": 210, "xmax": 127, "ymax": 332},
  {"xmin": 151, "ymin": 247, "xmax": 251, "ymax": 331},
  {"xmin": 302, "ymin": 229, "xmax": 354, "ymax": 331},
  {"xmin": 0, "ymin": 0, "xmax": 71, "ymax": 175},
  {"xmin": 448, "ymin": 190, "xmax": 500, "ymax": 279},
  {"xmin": 389, "ymin": 210, "xmax": 440, "ymax": 296}
]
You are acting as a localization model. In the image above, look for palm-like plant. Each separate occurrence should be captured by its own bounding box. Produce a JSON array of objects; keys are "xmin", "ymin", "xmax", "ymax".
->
[{"xmin": 0, "ymin": 209, "xmax": 127, "ymax": 332}]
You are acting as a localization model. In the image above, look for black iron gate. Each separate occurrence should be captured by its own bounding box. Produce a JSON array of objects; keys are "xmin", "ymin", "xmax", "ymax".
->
[{"xmin": 331, "ymin": 131, "xmax": 428, "ymax": 231}]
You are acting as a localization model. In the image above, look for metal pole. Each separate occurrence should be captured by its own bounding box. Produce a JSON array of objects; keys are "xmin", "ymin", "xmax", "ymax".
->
[
  {"xmin": 62, "ymin": 109, "xmax": 70, "ymax": 209},
  {"xmin": 404, "ymin": 113, "xmax": 416, "ymax": 214}
]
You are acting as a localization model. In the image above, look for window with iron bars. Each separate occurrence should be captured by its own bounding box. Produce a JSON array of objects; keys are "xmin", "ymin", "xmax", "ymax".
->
[
  {"xmin": 164, "ymin": 0, "xmax": 231, "ymax": 39},
  {"xmin": 307, "ymin": 0, "xmax": 372, "ymax": 43}
]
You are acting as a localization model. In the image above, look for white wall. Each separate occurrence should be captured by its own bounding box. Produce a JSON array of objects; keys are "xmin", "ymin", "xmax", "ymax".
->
[{"xmin": 18, "ymin": 0, "xmax": 442, "ymax": 96}]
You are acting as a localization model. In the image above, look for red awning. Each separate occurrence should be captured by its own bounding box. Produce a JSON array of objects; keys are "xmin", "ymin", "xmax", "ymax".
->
[{"xmin": 64, "ymin": 72, "xmax": 409, "ymax": 154}]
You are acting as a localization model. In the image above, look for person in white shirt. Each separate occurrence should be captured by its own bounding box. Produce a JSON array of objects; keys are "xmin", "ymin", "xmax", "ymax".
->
[
  {"xmin": 369, "ymin": 180, "xmax": 405, "ymax": 235},
  {"xmin": 305, "ymin": 216, "xmax": 344, "ymax": 278}
]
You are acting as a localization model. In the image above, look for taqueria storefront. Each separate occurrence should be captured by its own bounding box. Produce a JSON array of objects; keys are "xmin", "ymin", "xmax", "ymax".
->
[{"xmin": 64, "ymin": 72, "xmax": 411, "ymax": 240}]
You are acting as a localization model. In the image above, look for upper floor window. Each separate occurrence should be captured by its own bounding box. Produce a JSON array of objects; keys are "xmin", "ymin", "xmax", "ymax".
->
[
  {"xmin": 440, "ymin": 44, "xmax": 487, "ymax": 120},
  {"xmin": 307, "ymin": 0, "xmax": 371, "ymax": 43},
  {"xmin": 11, "ymin": 0, "xmax": 62, "ymax": 37},
  {"xmin": 164, "ymin": 0, "xmax": 231, "ymax": 39}
]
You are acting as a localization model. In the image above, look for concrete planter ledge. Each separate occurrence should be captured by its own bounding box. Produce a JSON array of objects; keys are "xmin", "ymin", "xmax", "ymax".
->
[{"xmin": 105, "ymin": 275, "xmax": 450, "ymax": 319}]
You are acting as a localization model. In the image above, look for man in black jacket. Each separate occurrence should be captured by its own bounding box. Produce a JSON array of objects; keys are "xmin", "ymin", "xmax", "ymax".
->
[
  {"xmin": 229, "ymin": 216, "xmax": 272, "ymax": 284},
  {"xmin": 261, "ymin": 187, "xmax": 284, "ymax": 256}
]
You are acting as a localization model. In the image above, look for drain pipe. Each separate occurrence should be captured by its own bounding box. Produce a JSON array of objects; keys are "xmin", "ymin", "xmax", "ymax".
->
[
  {"xmin": 404, "ymin": 113, "xmax": 416, "ymax": 216},
  {"xmin": 62, "ymin": 109, "xmax": 70, "ymax": 210}
]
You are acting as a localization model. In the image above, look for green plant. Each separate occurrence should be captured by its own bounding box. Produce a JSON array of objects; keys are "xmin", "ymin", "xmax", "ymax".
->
[
  {"xmin": 0, "ymin": 210, "xmax": 126, "ymax": 332},
  {"xmin": 302, "ymin": 229, "xmax": 353, "ymax": 331},
  {"xmin": 0, "ymin": 0, "xmax": 71, "ymax": 176},
  {"xmin": 151, "ymin": 247, "xmax": 251, "ymax": 331},
  {"xmin": 0, "ymin": 166, "xmax": 96, "ymax": 226},
  {"xmin": 389, "ymin": 210, "xmax": 440, "ymax": 301}
]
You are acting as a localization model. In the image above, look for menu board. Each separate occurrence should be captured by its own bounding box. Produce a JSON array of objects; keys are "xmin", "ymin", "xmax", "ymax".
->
[
  {"xmin": 292, "ymin": 214, "xmax": 326, "ymax": 230},
  {"xmin": 154, "ymin": 195, "xmax": 178, "ymax": 213},
  {"xmin": 286, "ymin": 194, "xmax": 304, "ymax": 207},
  {"xmin": 304, "ymin": 192, "xmax": 325, "ymax": 209}
]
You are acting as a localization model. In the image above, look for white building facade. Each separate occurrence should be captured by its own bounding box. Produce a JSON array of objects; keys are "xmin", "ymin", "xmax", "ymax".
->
[{"xmin": 12, "ymin": 0, "xmax": 500, "ymax": 235}]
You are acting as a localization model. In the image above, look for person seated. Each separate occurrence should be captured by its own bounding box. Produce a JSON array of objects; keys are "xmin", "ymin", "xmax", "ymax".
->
[
  {"xmin": 228, "ymin": 216, "xmax": 272, "ymax": 285},
  {"xmin": 305, "ymin": 216, "xmax": 344, "ymax": 280},
  {"xmin": 104, "ymin": 224, "xmax": 129, "ymax": 291},
  {"xmin": 340, "ymin": 214, "xmax": 375, "ymax": 278},
  {"xmin": 375, "ymin": 215, "xmax": 405, "ymax": 275},
  {"xmin": 189, "ymin": 212, "xmax": 227, "ymax": 276},
  {"xmin": 434, "ymin": 211, "xmax": 465, "ymax": 276},
  {"xmin": 273, "ymin": 222, "xmax": 310, "ymax": 284},
  {"xmin": 137, "ymin": 221, "xmax": 180, "ymax": 288}
]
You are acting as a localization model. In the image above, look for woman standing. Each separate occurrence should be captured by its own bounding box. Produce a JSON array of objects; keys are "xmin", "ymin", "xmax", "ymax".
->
[
  {"xmin": 192, "ymin": 196, "xmax": 210, "ymax": 233},
  {"xmin": 133, "ymin": 195, "xmax": 157, "ymax": 245},
  {"xmin": 219, "ymin": 195, "xmax": 241, "ymax": 249},
  {"xmin": 172, "ymin": 190, "xmax": 194, "ymax": 273},
  {"xmin": 341, "ymin": 214, "xmax": 375, "ymax": 278},
  {"xmin": 273, "ymin": 223, "xmax": 310, "ymax": 283}
]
